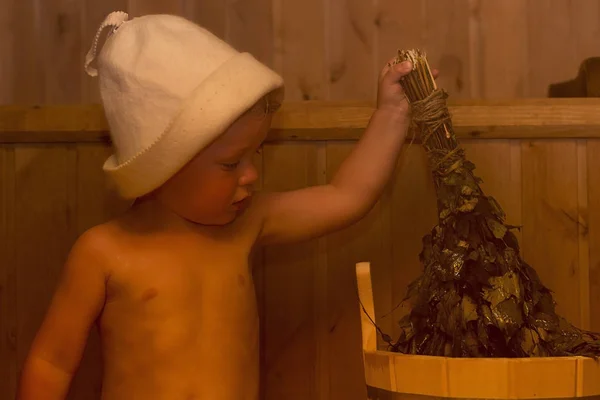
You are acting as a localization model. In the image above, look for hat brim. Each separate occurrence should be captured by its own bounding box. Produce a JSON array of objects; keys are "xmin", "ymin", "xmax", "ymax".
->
[{"xmin": 103, "ymin": 52, "xmax": 284, "ymax": 199}]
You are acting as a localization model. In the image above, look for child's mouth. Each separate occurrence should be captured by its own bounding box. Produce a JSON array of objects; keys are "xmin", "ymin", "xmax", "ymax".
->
[{"xmin": 232, "ymin": 196, "xmax": 251, "ymax": 209}]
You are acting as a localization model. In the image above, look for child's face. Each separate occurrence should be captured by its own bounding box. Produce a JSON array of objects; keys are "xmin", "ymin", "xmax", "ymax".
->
[{"xmin": 154, "ymin": 106, "xmax": 272, "ymax": 226}]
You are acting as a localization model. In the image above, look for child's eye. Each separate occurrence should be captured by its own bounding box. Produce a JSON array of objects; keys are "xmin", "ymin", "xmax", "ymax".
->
[{"xmin": 222, "ymin": 162, "xmax": 239, "ymax": 170}]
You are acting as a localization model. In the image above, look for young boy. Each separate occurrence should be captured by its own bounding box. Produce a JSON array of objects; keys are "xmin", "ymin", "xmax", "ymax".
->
[{"xmin": 17, "ymin": 11, "xmax": 436, "ymax": 400}]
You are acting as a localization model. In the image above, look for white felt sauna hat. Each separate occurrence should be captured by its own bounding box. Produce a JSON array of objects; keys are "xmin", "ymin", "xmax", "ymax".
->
[{"xmin": 84, "ymin": 11, "xmax": 284, "ymax": 199}]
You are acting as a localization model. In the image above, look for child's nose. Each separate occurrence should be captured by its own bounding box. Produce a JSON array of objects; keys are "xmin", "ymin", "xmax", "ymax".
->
[{"xmin": 239, "ymin": 163, "xmax": 258, "ymax": 186}]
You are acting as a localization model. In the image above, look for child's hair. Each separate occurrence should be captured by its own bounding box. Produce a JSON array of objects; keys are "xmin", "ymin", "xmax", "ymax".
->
[{"xmin": 246, "ymin": 89, "xmax": 283, "ymax": 118}]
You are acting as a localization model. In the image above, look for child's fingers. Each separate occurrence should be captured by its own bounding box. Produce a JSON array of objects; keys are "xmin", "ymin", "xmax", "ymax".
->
[
  {"xmin": 378, "ymin": 57, "xmax": 397, "ymax": 82},
  {"xmin": 383, "ymin": 61, "xmax": 412, "ymax": 85}
]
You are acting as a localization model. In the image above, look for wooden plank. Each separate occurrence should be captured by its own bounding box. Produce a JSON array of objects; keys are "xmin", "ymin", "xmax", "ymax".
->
[
  {"xmin": 0, "ymin": 145, "xmax": 17, "ymax": 400},
  {"xmin": 315, "ymin": 144, "xmax": 329, "ymax": 400},
  {"xmin": 526, "ymin": 0, "xmax": 600, "ymax": 98},
  {"xmin": 464, "ymin": 0, "xmax": 527, "ymax": 258},
  {"xmin": 14, "ymin": 145, "xmax": 77, "ymax": 378},
  {"xmin": 587, "ymin": 140, "xmax": 600, "ymax": 332},
  {"xmin": 272, "ymin": 0, "xmax": 327, "ymax": 100},
  {"xmin": 423, "ymin": 0, "xmax": 473, "ymax": 99},
  {"xmin": 363, "ymin": 351, "xmax": 395, "ymax": 392},
  {"xmin": 82, "ymin": 0, "xmax": 129, "ymax": 103},
  {"xmin": 0, "ymin": 0, "xmax": 15, "ymax": 103},
  {"xmin": 3, "ymin": 100, "xmax": 600, "ymax": 143},
  {"xmin": 367, "ymin": 387, "xmax": 600, "ymax": 400},
  {"xmin": 182, "ymin": 0, "xmax": 226, "ymax": 39},
  {"xmin": 41, "ymin": 0, "xmax": 84, "ymax": 103},
  {"xmin": 356, "ymin": 263, "xmax": 377, "ymax": 353},
  {"xmin": 389, "ymin": 145, "xmax": 437, "ymax": 341},
  {"xmin": 324, "ymin": 143, "xmax": 389, "ymax": 400},
  {"xmin": 74, "ymin": 143, "xmax": 130, "ymax": 234},
  {"xmin": 527, "ymin": 0, "xmax": 574, "ymax": 97},
  {"xmin": 226, "ymin": 0, "xmax": 274, "ymax": 68},
  {"xmin": 127, "ymin": 0, "xmax": 182, "ymax": 16},
  {"xmin": 577, "ymin": 140, "xmax": 590, "ymax": 330},
  {"xmin": 521, "ymin": 140, "xmax": 581, "ymax": 325},
  {"xmin": 328, "ymin": 0, "xmax": 377, "ymax": 101},
  {"xmin": 12, "ymin": 0, "xmax": 44, "ymax": 103},
  {"xmin": 476, "ymin": 0, "xmax": 529, "ymax": 98},
  {"xmin": 569, "ymin": 1, "xmax": 600, "ymax": 63},
  {"xmin": 261, "ymin": 143, "xmax": 321, "ymax": 400},
  {"xmin": 376, "ymin": 0, "xmax": 425, "ymax": 69}
]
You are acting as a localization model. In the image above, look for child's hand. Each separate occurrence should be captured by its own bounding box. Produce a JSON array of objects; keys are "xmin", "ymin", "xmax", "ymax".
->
[{"xmin": 376, "ymin": 58, "xmax": 439, "ymax": 119}]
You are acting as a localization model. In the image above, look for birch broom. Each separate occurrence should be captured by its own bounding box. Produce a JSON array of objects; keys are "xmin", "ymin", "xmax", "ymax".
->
[{"xmin": 380, "ymin": 49, "xmax": 600, "ymax": 358}]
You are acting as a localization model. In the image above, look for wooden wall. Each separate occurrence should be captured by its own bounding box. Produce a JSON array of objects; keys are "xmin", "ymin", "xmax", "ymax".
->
[
  {"xmin": 1, "ymin": 0, "xmax": 600, "ymax": 399},
  {"xmin": 1, "ymin": 0, "xmax": 600, "ymax": 105},
  {"xmin": 2, "ymin": 100, "xmax": 600, "ymax": 400}
]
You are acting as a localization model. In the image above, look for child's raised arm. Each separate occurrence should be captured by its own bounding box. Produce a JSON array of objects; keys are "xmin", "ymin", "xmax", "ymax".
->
[
  {"xmin": 17, "ymin": 228, "xmax": 110, "ymax": 400},
  {"xmin": 256, "ymin": 61, "xmax": 434, "ymax": 246}
]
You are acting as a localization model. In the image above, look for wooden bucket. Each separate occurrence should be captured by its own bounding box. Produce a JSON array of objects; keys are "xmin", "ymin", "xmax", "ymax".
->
[{"xmin": 355, "ymin": 262, "xmax": 600, "ymax": 400}]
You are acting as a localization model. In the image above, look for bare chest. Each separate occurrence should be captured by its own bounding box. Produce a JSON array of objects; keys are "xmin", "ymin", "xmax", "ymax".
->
[
  {"xmin": 99, "ymin": 242, "xmax": 260, "ymax": 356},
  {"xmin": 96, "ymin": 218, "xmax": 263, "ymax": 398}
]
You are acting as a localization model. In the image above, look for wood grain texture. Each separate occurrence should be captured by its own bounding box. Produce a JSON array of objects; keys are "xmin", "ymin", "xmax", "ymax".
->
[
  {"xmin": 0, "ymin": 138, "xmax": 598, "ymax": 399},
  {"xmin": 261, "ymin": 143, "xmax": 321, "ymax": 400},
  {"xmin": 272, "ymin": 0, "xmax": 327, "ymax": 100},
  {"xmin": 324, "ymin": 143, "xmax": 387, "ymax": 400},
  {"xmin": 0, "ymin": 0, "xmax": 15, "ymax": 103},
  {"xmin": 75, "ymin": 145, "xmax": 131, "ymax": 234},
  {"xmin": 376, "ymin": 0, "xmax": 425, "ymax": 69},
  {"xmin": 587, "ymin": 140, "xmax": 600, "ymax": 331},
  {"xmin": 327, "ymin": 0, "xmax": 377, "ymax": 100},
  {"xmin": 182, "ymin": 0, "xmax": 226, "ymax": 39},
  {"xmin": 0, "ymin": 145, "xmax": 17, "ymax": 399},
  {"xmin": 4, "ymin": 100, "xmax": 600, "ymax": 143},
  {"xmin": 2, "ymin": 1, "xmax": 600, "ymax": 398},
  {"xmin": 14, "ymin": 145, "xmax": 78, "ymax": 371},
  {"xmin": 389, "ymin": 145, "xmax": 437, "ymax": 342},
  {"xmin": 12, "ymin": 0, "xmax": 44, "ymax": 103},
  {"xmin": 41, "ymin": 0, "xmax": 84, "ymax": 103},
  {"xmin": 315, "ymin": 144, "xmax": 328, "ymax": 400},
  {"xmin": 423, "ymin": 0, "xmax": 473, "ymax": 98},
  {"xmin": 521, "ymin": 140, "xmax": 581, "ymax": 325},
  {"xmin": 527, "ymin": 0, "xmax": 573, "ymax": 97},
  {"xmin": 476, "ymin": 0, "xmax": 529, "ymax": 98},
  {"xmin": 127, "ymin": 0, "xmax": 181, "ymax": 16},
  {"xmin": 526, "ymin": 0, "xmax": 600, "ymax": 97},
  {"xmin": 363, "ymin": 351, "xmax": 600, "ymax": 398},
  {"xmin": 577, "ymin": 140, "xmax": 590, "ymax": 331},
  {"xmin": 227, "ymin": 0, "xmax": 275, "ymax": 68}
]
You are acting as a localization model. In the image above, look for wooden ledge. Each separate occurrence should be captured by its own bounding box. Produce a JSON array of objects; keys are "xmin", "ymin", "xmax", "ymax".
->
[{"xmin": 2, "ymin": 99, "xmax": 600, "ymax": 143}]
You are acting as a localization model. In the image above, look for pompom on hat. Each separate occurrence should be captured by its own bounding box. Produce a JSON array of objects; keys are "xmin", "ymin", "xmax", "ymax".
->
[{"xmin": 84, "ymin": 11, "xmax": 284, "ymax": 199}]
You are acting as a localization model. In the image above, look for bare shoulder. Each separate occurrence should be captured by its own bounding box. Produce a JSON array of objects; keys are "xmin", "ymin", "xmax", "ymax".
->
[{"xmin": 66, "ymin": 220, "xmax": 124, "ymax": 277}]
